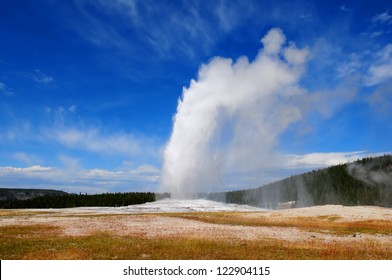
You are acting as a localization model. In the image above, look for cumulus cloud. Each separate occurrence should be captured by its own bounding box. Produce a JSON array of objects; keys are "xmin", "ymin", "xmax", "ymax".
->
[
  {"xmin": 161, "ymin": 28, "xmax": 310, "ymax": 197},
  {"xmin": 261, "ymin": 28, "xmax": 286, "ymax": 55}
]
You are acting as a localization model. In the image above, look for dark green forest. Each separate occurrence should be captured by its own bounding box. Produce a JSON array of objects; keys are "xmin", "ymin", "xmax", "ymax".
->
[
  {"xmin": 207, "ymin": 155, "xmax": 392, "ymax": 208},
  {"xmin": 0, "ymin": 191, "xmax": 155, "ymax": 209}
]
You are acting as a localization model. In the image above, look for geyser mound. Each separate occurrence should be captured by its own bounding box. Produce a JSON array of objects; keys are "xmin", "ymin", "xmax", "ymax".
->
[{"xmin": 124, "ymin": 199, "xmax": 266, "ymax": 213}]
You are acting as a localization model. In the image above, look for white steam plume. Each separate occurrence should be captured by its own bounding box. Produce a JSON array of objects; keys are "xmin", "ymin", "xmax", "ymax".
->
[{"xmin": 161, "ymin": 28, "xmax": 309, "ymax": 198}]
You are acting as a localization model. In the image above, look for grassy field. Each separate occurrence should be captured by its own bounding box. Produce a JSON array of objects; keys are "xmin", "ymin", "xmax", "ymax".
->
[{"xmin": 1, "ymin": 210, "xmax": 391, "ymax": 260}]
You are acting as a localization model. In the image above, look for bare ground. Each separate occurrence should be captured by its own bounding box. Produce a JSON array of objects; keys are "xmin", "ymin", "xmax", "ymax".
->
[{"xmin": 1, "ymin": 202, "xmax": 392, "ymax": 244}]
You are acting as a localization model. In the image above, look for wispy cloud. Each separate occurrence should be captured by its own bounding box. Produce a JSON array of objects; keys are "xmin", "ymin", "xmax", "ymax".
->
[
  {"xmin": 340, "ymin": 6, "xmax": 351, "ymax": 13},
  {"xmin": 51, "ymin": 0, "xmax": 257, "ymax": 60},
  {"xmin": 366, "ymin": 44, "xmax": 392, "ymax": 86},
  {"xmin": 371, "ymin": 11, "xmax": 392, "ymax": 24},
  {"xmin": 367, "ymin": 10, "xmax": 392, "ymax": 42},
  {"xmin": 0, "ymin": 82, "xmax": 14, "ymax": 96},
  {"xmin": 282, "ymin": 151, "xmax": 384, "ymax": 169},
  {"xmin": 366, "ymin": 81, "xmax": 392, "ymax": 115},
  {"xmin": 0, "ymin": 121, "xmax": 34, "ymax": 143},
  {"xmin": 31, "ymin": 69, "xmax": 54, "ymax": 84},
  {"xmin": 47, "ymin": 126, "xmax": 151, "ymax": 157},
  {"xmin": 12, "ymin": 152, "xmax": 43, "ymax": 166},
  {"xmin": 57, "ymin": 154, "xmax": 81, "ymax": 170}
]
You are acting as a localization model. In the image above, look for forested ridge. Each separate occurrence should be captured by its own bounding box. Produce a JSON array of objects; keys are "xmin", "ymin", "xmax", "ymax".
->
[
  {"xmin": 207, "ymin": 155, "xmax": 392, "ymax": 208},
  {"xmin": 0, "ymin": 188, "xmax": 67, "ymax": 201}
]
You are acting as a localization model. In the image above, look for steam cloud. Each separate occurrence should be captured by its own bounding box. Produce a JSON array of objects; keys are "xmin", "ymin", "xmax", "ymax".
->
[
  {"xmin": 347, "ymin": 162, "xmax": 392, "ymax": 186},
  {"xmin": 161, "ymin": 28, "xmax": 310, "ymax": 198}
]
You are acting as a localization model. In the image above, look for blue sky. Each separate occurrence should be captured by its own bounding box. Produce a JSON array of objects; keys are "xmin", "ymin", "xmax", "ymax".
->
[{"xmin": 0, "ymin": 0, "xmax": 391, "ymax": 194}]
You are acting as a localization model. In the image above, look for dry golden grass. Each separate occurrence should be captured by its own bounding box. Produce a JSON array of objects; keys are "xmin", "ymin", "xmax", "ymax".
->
[
  {"xmin": 166, "ymin": 212, "xmax": 392, "ymax": 235},
  {"xmin": 0, "ymin": 210, "xmax": 54, "ymax": 216},
  {"xmin": 1, "ymin": 224, "xmax": 391, "ymax": 260},
  {"xmin": 1, "ymin": 209, "xmax": 391, "ymax": 260}
]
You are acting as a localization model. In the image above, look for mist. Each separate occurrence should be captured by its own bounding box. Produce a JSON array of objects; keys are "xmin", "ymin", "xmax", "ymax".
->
[
  {"xmin": 161, "ymin": 28, "xmax": 310, "ymax": 198},
  {"xmin": 347, "ymin": 160, "xmax": 392, "ymax": 186}
]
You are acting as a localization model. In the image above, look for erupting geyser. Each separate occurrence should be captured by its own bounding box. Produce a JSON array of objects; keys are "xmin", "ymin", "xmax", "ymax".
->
[{"xmin": 161, "ymin": 28, "xmax": 309, "ymax": 198}]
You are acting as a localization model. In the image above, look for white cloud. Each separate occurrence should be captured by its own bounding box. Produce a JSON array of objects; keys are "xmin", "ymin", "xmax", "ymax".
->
[
  {"xmin": 336, "ymin": 42, "xmax": 392, "ymax": 88},
  {"xmin": 283, "ymin": 151, "xmax": 382, "ymax": 169},
  {"xmin": 26, "ymin": 165, "xmax": 53, "ymax": 172},
  {"xmin": 0, "ymin": 165, "xmax": 54, "ymax": 177},
  {"xmin": 0, "ymin": 164, "xmax": 161, "ymax": 193},
  {"xmin": 284, "ymin": 43, "xmax": 309, "ymax": 65},
  {"xmin": 261, "ymin": 28, "xmax": 286, "ymax": 55},
  {"xmin": 83, "ymin": 168, "xmax": 122, "ymax": 178},
  {"xmin": 130, "ymin": 164, "xmax": 160, "ymax": 175}
]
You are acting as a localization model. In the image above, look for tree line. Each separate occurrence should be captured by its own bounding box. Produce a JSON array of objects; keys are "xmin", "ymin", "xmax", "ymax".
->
[{"xmin": 0, "ymin": 192, "xmax": 156, "ymax": 209}]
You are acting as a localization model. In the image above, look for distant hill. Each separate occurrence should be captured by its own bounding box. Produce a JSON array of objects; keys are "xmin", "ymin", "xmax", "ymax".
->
[
  {"xmin": 0, "ymin": 188, "xmax": 68, "ymax": 201},
  {"xmin": 207, "ymin": 155, "xmax": 392, "ymax": 208}
]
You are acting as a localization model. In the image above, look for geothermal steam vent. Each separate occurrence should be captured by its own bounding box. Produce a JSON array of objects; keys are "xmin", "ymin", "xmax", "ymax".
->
[{"xmin": 161, "ymin": 28, "xmax": 309, "ymax": 198}]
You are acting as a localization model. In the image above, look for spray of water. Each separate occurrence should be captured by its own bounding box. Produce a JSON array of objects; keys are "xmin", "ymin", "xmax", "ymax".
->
[{"xmin": 161, "ymin": 28, "xmax": 309, "ymax": 198}]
